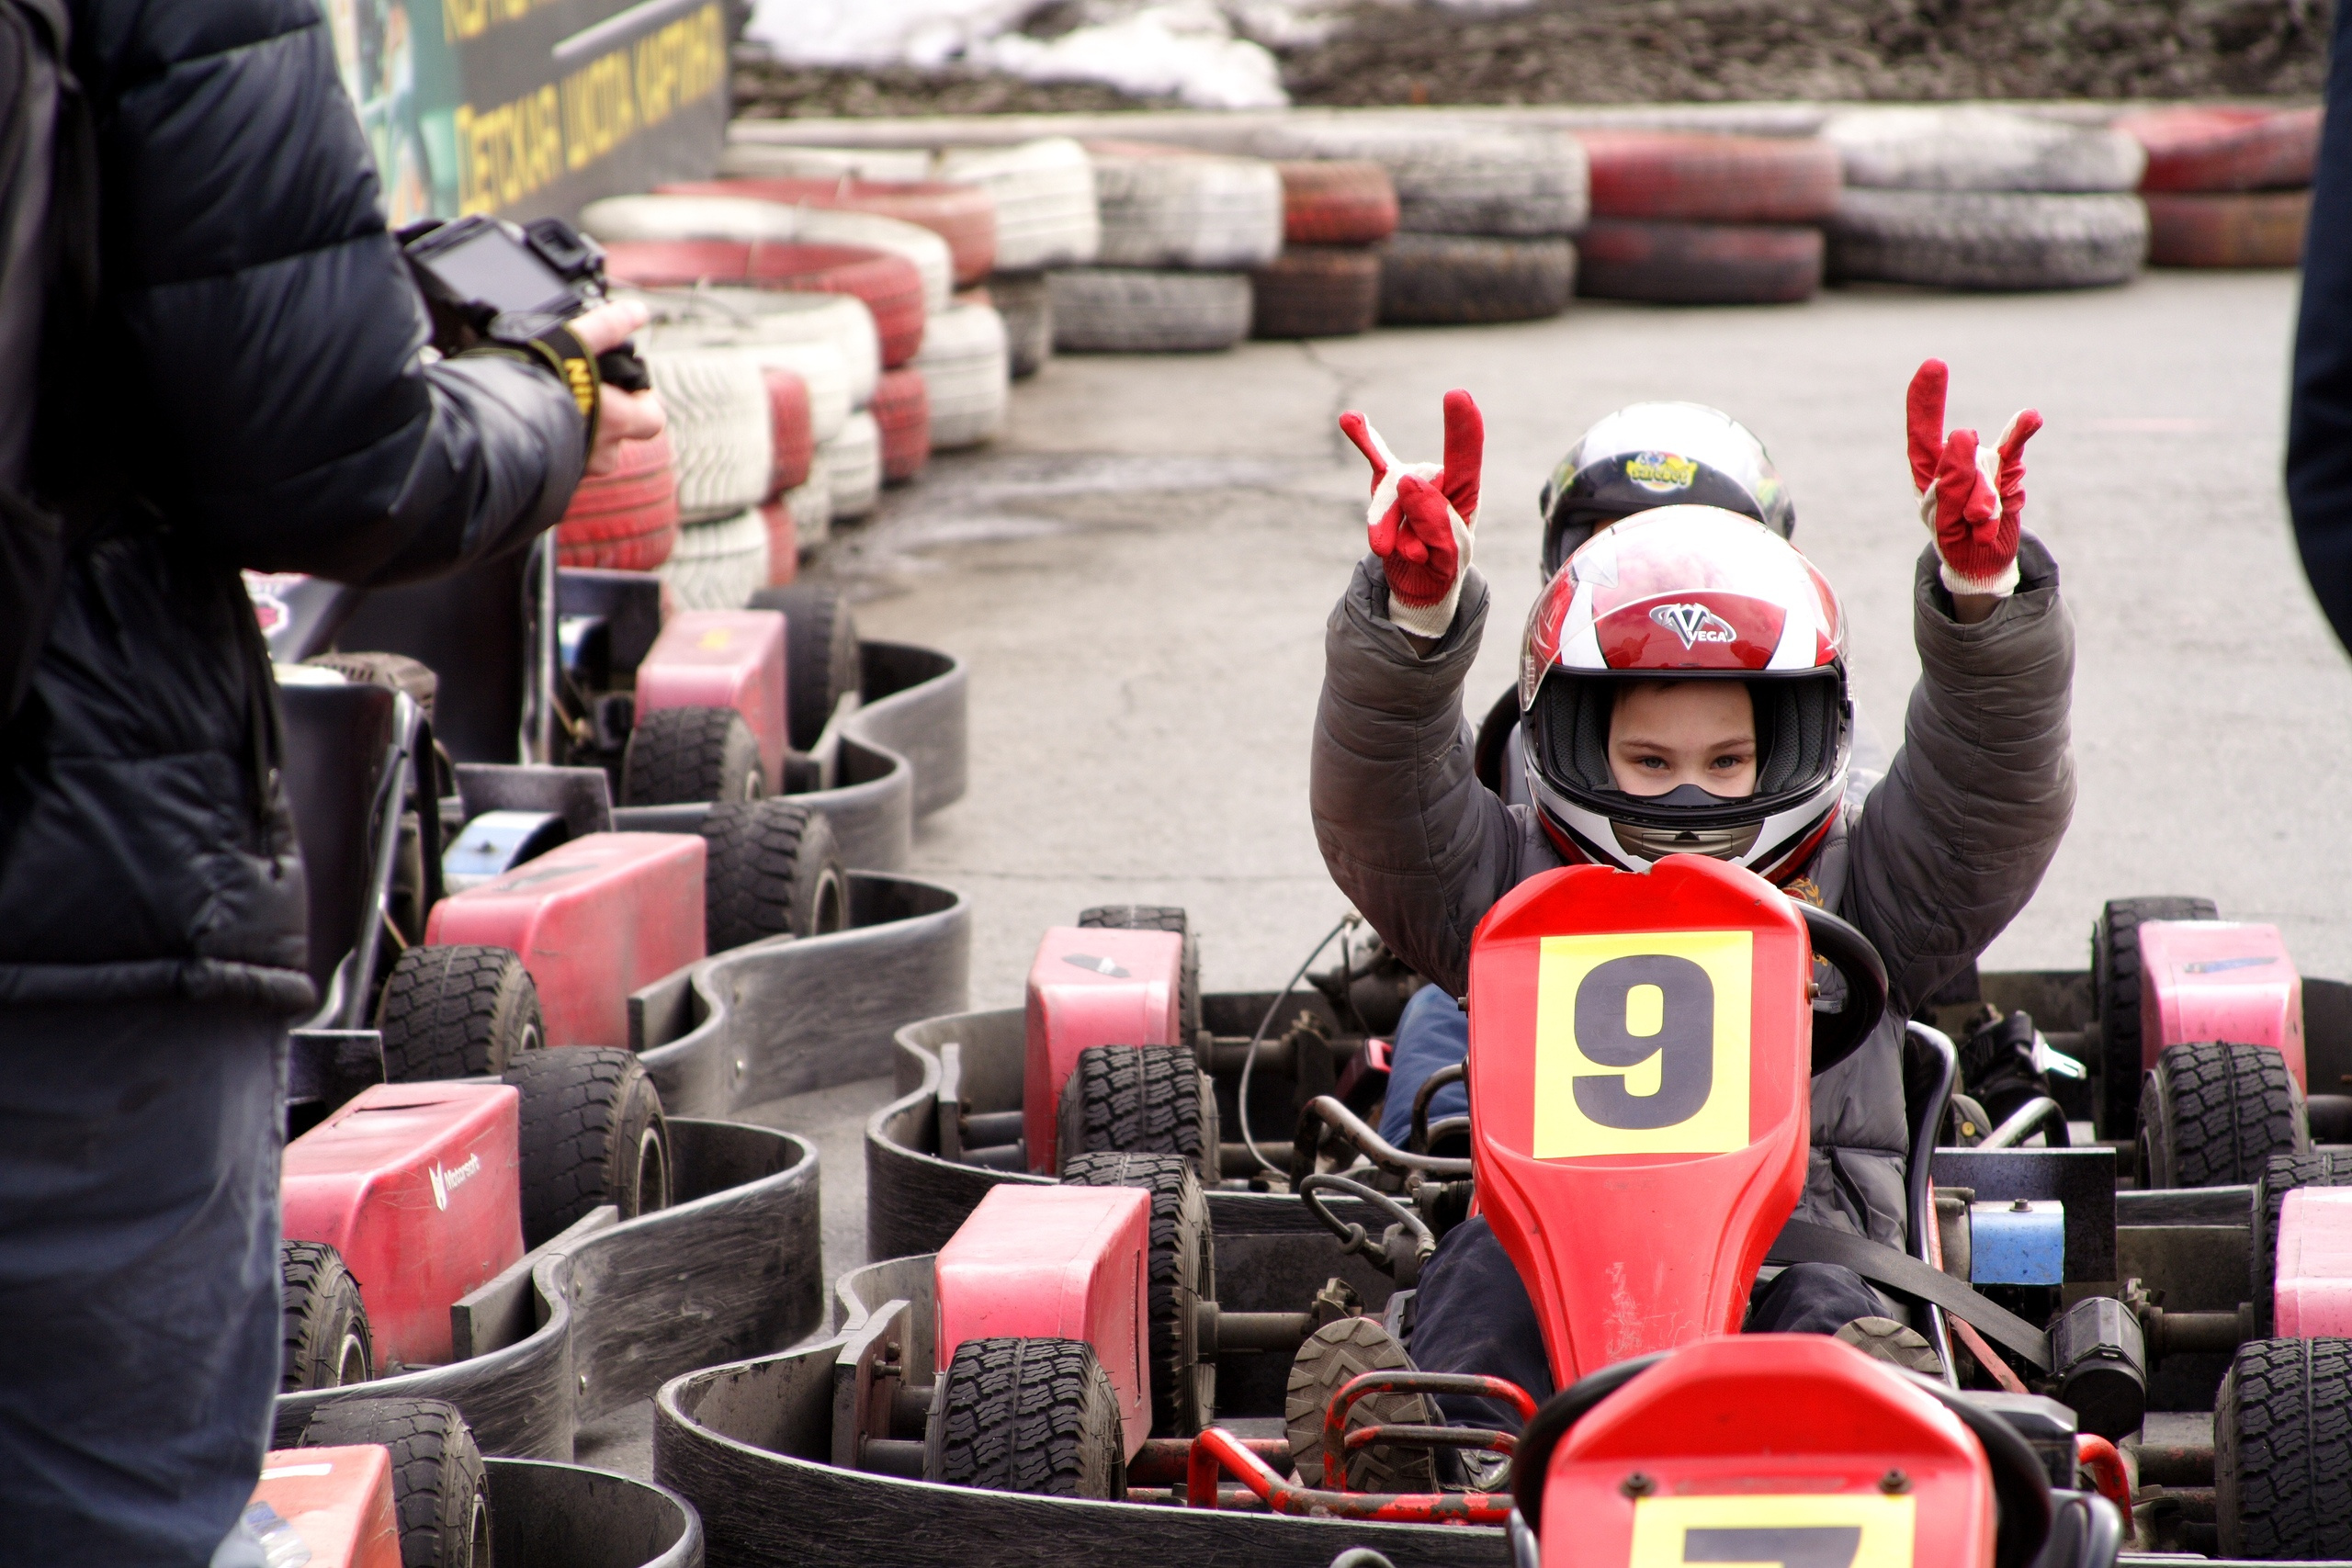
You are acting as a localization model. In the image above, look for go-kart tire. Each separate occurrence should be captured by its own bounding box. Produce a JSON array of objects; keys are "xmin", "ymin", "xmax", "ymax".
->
[
  {"xmin": 638, "ymin": 288, "xmax": 868, "ymax": 423},
  {"xmin": 2092, "ymin": 895, "xmax": 2219, "ymax": 1138},
  {"xmin": 1077, "ymin": 905, "xmax": 1202, "ymax": 1047},
  {"xmin": 2117, "ymin": 106, "xmax": 2323, "ymax": 194},
  {"xmin": 872, "ymin": 367, "xmax": 931, "ymax": 484},
  {"xmin": 698, "ymin": 797, "xmax": 849, "ymax": 947},
  {"xmin": 762, "ymin": 367, "xmax": 815, "ymax": 496},
  {"xmin": 504, "ymin": 1047, "xmax": 673, "ymax": 1247},
  {"xmin": 1578, "ymin": 130, "xmax": 1843, "ymax": 223},
  {"xmin": 824, "ymin": 411, "xmax": 882, "ymax": 522},
  {"xmin": 938, "ymin": 138, "xmax": 1103, "ymax": 274},
  {"xmin": 376, "ymin": 944, "xmax": 543, "ymax": 1081},
  {"xmin": 1276, "ymin": 160, "xmax": 1398, "ymax": 245},
  {"xmin": 1254, "ymin": 123, "xmax": 1589, "ymax": 236},
  {"xmin": 2217, "ymin": 1337, "xmax": 2352, "ymax": 1560},
  {"xmin": 784, "ymin": 451, "xmax": 833, "ymax": 551},
  {"xmin": 280, "ymin": 1240, "xmax": 373, "ymax": 1393},
  {"xmin": 1090, "ymin": 148, "xmax": 1284, "ymax": 272},
  {"xmin": 1825, "ymin": 190, "xmax": 2147, "ymax": 292},
  {"xmin": 910, "ymin": 300, "xmax": 1011, "ymax": 449},
  {"xmin": 641, "ymin": 349, "xmax": 774, "ymax": 523},
  {"xmin": 1250, "ymin": 244, "xmax": 1382, "ymax": 338},
  {"xmin": 989, "ymin": 272, "xmax": 1054, "ymax": 378},
  {"xmin": 2145, "ymin": 190, "xmax": 2309, "ymax": 269},
  {"xmin": 748, "ymin": 583, "xmax": 861, "ymax": 750},
  {"xmin": 1057, "ymin": 1044, "xmax": 1219, "ymax": 1187},
  {"xmin": 1823, "ymin": 107, "xmax": 2145, "ymax": 194},
  {"xmin": 622, "ymin": 705, "xmax": 764, "ymax": 807},
  {"xmin": 759, "ymin": 499, "xmax": 797, "ymax": 587},
  {"xmin": 1062, "ymin": 1150, "xmax": 1216, "ymax": 1437},
  {"xmin": 2136, "ymin": 1041, "xmax": 2307, "ymax": 1190},
  {"xmin": 925, "ymin": 1337, "xmax": 1127, "ymax": 1499},
  {"xmin": 1575, "ymin": 219, "xmax": 1822, "ymax": 304},
  {"xmin": 2252, "ymin": 1150, "xmax": 2352, "ymax": 1334},
  {"xmin": 1048, "ymin": 269, "xmax": 1252, "ymax": 354},
  {"xmin": 659, "ymin": 508, "xmax": 770, "ymax": 611},
  {"xmin": 296, "ymin": 1396, "xmax": 492, "ymax": 1568},
  {"xmin": 1378, "ymin": 234, "xmax": 1577, "ymax": 325}
]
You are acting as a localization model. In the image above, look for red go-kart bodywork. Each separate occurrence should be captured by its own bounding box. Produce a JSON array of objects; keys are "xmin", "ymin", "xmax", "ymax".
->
[
  {"xmin": 2135, "ymin": 918, "xmax": 2305, "ymax": 1089},
  {"xmin": 248, "ymin": 1445, "xmax": 401, "ymax": 1568},
  {"xmin": 1022, "ymin": 926, "xmax": 1185, "ymax": 1172}
]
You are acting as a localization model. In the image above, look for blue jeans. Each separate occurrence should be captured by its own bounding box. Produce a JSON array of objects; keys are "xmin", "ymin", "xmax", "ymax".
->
[
  {"xmin": 1379, "ymin": 982, "xmax": 1469, "ymax": 1147},
  {"xmin": 0, "ymin": 1000, "xmax": 287, "ymax": 1565}
]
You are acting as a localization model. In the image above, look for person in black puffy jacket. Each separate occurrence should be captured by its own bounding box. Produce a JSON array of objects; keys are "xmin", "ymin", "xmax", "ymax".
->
[{"xmin": 0, "ymin": 1, "xmax": 660, "ymax": 1558}]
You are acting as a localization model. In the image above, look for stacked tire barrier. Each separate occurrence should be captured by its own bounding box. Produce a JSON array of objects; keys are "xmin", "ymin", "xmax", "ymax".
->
[
  {"xmin": 1574, "ymin": 130, "xmax": 1842, "ymax": 305},
  {"xmin": 1822, "ymin": 107, "xmax": 2150, "ymax": 291},
  {"xmin": 557, "ymin": 429, "xmax": 680, "ymax": 572},
  {"xmin": 2116, "ymin": 106, "xmax": 2322, "ymax": 269},
  {"xmin": 1252, "ymin": 161, "xmax": 1396, "ymax": 338},
  {"xmin": 1048, "ymin": 141, "xmax": 1283, "ymax": 354},
  {"xmin": 1256, "ymin": 122, "xmax": 1588, "ymax": 325}
]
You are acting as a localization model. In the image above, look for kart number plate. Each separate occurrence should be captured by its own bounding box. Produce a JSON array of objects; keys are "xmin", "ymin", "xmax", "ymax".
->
[
  {"xmin": 1629, "ymin": 1494, "xmax": 1915, "ymax": 1568},
  {"xmin": 1532, "ymin": 930, "xmax": 1752, "ymax": 1157}
]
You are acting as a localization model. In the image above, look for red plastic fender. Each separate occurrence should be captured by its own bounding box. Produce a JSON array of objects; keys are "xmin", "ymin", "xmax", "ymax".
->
[
  {"xmin": 250, "ymin": 1445, "xmax": 402, "ymax": 1568},
  {"xmin": 635, "ymin": 610, "xmax": 790, "ymax": 794},
  {"xmin": 1544, "ymin": 1336, "xmax": 1996, "ymax": 1568},
  {"xmin": 1465, "ymin": 855, "xmax": 1813, "ymax": 1387},
  {"xmin": 2136, "ymin": 919, "xmax": 2305, "ymax": 1089},
  {"xmin": 1023, "ymin": 926, "xmax": 1185, "ymax": 1173},
  {"xmin": 934, "ymin": 1183, "xmax": 1154, "ymax": 1456},
  {"xmin": 426, "ymin": 833, "xmax": 707, "ymax": 1048},
  {"xmin": 283, "ymin": 1083, "xmax": 524, "ymax": 1369},
  {"xmin": 2275, "ymin": 1187, "xmax": 2352, "ymax": 1337}
]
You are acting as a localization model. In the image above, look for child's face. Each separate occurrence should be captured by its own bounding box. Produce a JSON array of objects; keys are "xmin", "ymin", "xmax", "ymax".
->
[{"xmin": 1608, "ymin": 681, "xmax": 1758, "ymax": 797}]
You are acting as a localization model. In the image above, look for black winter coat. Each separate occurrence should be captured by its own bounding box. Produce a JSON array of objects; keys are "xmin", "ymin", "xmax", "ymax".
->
[{"xmin": 0, "ymin": 0, "xmax": 586, "ymax": 1008}]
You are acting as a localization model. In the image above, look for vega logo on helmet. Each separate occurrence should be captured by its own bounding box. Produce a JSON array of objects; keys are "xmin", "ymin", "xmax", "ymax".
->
[
  {"xmin": 1649, "ymin": 602, "xmax": 1738, "ymax": 650},
  {"xmin": 1623, "ymin": 451, "xmax": 1699, "ymax": 492}
]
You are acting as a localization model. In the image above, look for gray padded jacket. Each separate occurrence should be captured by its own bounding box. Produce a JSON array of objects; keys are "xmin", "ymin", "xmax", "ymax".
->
[{"xmin": 1311, "ymin": 535, "xmax": 2075, "ymax": 1246}]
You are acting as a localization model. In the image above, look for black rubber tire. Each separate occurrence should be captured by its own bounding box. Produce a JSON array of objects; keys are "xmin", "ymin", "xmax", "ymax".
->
[
  {"xmin": 1377, "ymin": 234, "xmax": 1577, "ymax": 326},
  {"xmin": 621, "ymin": 705, "xmax": 764, "ymax": 806},
  {"xmin": 2252, "ymin": 1151, "xmax": 2352, "ymax": 1334},
  {"xmin": 280, "ymin": 1240, "xmax": 373, "ymax": 1393},
  {"xmin": 2092, "ymin": 896, "xmax": 2219, "ymax": 1139},
  {"xmin": 697, "ymin": 797, "xmax": 849, "ymax": 948},
  {"xmin": 925, "ymin": 1337, "xmax": 1127, "ymax": 1499},
  {"xmin": 297, "ymin": 1396, "xmax": 493, "ymax": 1568},
  {"xmin": 1046, "ymin": 269, "xmax": 1253, "ymax": 353},
  {"xmin": 747, "ymin": 584, "xmax": 862, "ymax": 750},
  {"xmin": 1057, "ymin": 1043, "xmax": 1220, "ymax": 1186},
  {"xmin": 1825, "ymin": 189, "xmax": 2147, "ymax": 291},
  {"xmin": 2217, "ymin": 1337, "xmax": 2352, "ymax": 1560},
  {"xmin": 1574, "ymin": 219, "xmax": 1824, "ymax": 305},
  {"xmin": 1077, "ymin": 905, "xmax": 1202, "ymax": 1048},
  {"xmin": 1249, "ymin": 244, "xmax": 1383, "ymax": 338},
  {"xmin": 2137, "ymin": 1041, "xmax": 2308, "ymax": 1190},
  {"xmin": 376, "ymin": 945, "xmax": 543, "ymax": 1081},
  {"xmin": 503, "ymin": 1047, "xmax": 671, "ymax": 1247},
  {"xmin": 1061, "ymin": 1150, "xmax": 1216, "ymax": 1437}
]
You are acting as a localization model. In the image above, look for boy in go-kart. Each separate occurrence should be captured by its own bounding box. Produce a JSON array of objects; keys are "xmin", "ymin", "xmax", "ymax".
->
[{"xmin": 1305, "ymin": 363, "xmax": 2074, "ymax": 1475}]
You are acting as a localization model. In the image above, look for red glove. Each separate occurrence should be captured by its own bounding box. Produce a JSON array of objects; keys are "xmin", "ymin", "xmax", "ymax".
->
[
  {"xmin": 1905, "ymin": 358, "xmax": 2042, "ymax": 599},
  {"xmin": 1340, "ymin": 389, "xmax": 1484, "ymax": 638}
]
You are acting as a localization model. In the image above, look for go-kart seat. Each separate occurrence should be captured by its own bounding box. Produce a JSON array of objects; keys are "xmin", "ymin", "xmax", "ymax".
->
[
  {"xmin": 336, "ymin": 549, "xmax": 531, "ymax": 763},
  {"xmin": 277, "ymin": 680, "xmax": 399, "ymax": 996}
]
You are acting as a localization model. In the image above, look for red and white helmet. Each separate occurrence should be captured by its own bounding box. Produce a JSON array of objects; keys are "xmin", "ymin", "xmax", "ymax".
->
[{"xmin": 1519, "ymin": 504, "xmax": 1851, "ymax": 881}]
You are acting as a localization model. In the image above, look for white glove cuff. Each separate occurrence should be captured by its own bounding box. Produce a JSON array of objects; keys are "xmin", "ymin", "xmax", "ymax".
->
[{"xmin": 1938, "ymin": 556, "xmax": 2020, "ymax": 598}]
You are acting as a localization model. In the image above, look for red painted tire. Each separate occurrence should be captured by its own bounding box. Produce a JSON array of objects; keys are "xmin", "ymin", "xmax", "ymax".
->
[
  {"xmin": 1577, "ymin": 131, "xmax": 1842, "ymax": 224},
  {"xmin": 763, "ymin": 367, "xmax": 814, "ymax": 497},
  {"xmin": 760, "ymin": 501, "xmax": 797, "ymax": 586},
  {"xmin": 871, "ymin": 367, "xmax": 932, "ymax": 484},
  {"xmin": 662, "ymin": 177, "xmax": 998, "ymax": 286},
  {"xmin": 1276, "ymin": 161, "xmax": 1398, "ymax": 245},
  {"xmin": 2144, "ymin": 189, "xmax": 2309, "ymax": 268},
  {"xmin": 1576, "ymin": 219, "xmax": 1823, "ymax": 304},
  {"xmin": 605, "ymin": 240, "xmax": 928, "ymax": 367},
  {"xmin": 2118, "ymin": 107, "xmax": 2323, "ymax": 194},
  {"xmin": 1250, "ymin": 244, "xmax": 1382, "ymax": 337},
  {"xmin": 557, "ymin": 430, "xmax": 679, "ymax": 570}
]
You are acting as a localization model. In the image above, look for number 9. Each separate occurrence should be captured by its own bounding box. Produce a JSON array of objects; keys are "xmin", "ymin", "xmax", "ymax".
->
[{"xmin": 1572, "ymin": 953, "xmax": 1714, "ymax": 1131}]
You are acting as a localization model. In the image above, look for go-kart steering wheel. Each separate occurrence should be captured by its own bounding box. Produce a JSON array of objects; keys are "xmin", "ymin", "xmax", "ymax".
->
[{"xmin": 1797, "ymin": 902, "xmax": 1887, "ymax": 1077}]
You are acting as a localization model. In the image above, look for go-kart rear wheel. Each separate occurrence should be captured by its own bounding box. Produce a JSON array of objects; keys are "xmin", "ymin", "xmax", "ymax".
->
[
  {"xmin": 297, "ymin": 1395, "xmax": 492, "ymax": 1568},
  {"xmin": 503, "ymin": 1048, "xmax": 672, "ymax": 1247},
  {"xmin": 376, "ymin": 945, "xmax": 543, "ymax": 1081},
  {"xmin": 2253, "ymin": 1150, "xmax": 2352, "ymax": 1333},
  {"xmin": 621, "ymin": 705, "xmax": 764, "ymax": 806},
  {"xmin": 698, "ymin": 797, "xmax": 849, "ymax": 948},
  {"xmin": 1077, "ymin": 905, "xmax": 1201, "ymax": 1048},
  {"xmin": 748, "ymin": 584, "xmax": 861, "ymax": 750},
  {"xmin": 2092, "ymin": 896, "xmax": 2218, "ymax": 1139},
  {"xmin": 1057, "ymin": 1043, "xmax": 1220, "ymax": 1187},
  {"xmin": 2136, "ymin": 1041, "xmax": 2306, "ymax": 1189},
  {"xmin": 1062, "ymin": 1150, "xmax": 1216, "ymax": 1436},
  {"xmin": 925, "ymin": 1337, "xmax": 1127, "ymax": 1499},
  {"xmin": 280, "ymin": 1240, "xmax": 373, "ymax": 1393},
  {"xmin": 2217, "ymin": 1337, "xmax": 2352, "ymax": 1560}
]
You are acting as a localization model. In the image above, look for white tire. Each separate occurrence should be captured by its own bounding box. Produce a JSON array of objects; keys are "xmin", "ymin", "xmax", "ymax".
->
[
  {"xmin": 1824, "ymin": 107, "xmax": 2147, "ymax": 194},
  {"xmin": 1251, "ymin": 123, "xmax": 1589, "ymax": 236},
  {"xmin": 583, "ymin": 196, "xmax": 953, "ymax": 313},
  {"xmin": 824, "ymin": 412, "xmax": 882, "ymax": 522},
  {"xmin": 1826, "ymin": 189, "xmax": 2149, "ymax": 290},
  {"xmin": 720, "ymin": 141, "xmax": 935, "ymax": 183},
  {"xmin": 632, "ymin": 286, "xmax": 876, "ymax": 418},
  {"xmin": 1048, "ymin": 269, "xmax": 1251, "ymax": 353},
  {"xmin": 640, "ymin": 349, "xmax": 772, "ymax": 522},
  {"xmin": 657, "ymin": 508, "xmax": 768, "ymax": 611},
  {"xmin": 939, "ymin": 138, "xmax": 1102, "ymax": 271},
  {"xmin": 911, "ymin": 302, "xmax": 1010, "ymax": 450},
  {"xmin": 1091, "ymin": 151, "xmax": 1284, "ymax": 270},
  {"xmin": 785, "ymin": 451, "xmax": 833, "ymax": 550},
  {"xmin": 990, "ymin": 273, "xmax": 1053, "ymax": 378}
]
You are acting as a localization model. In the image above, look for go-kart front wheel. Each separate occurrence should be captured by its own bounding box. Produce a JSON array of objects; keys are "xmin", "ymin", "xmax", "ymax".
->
[
  {"xmin": 1062, "ymin": 1150, "xmax": 1215, "ymax": 1437},
  {"xmin": 2136, "ymin": 1041, "xmax": 2305, "ymax": 1189},
  {"xmin": 279, "ymin": 1239, "xmax": 372, "ymax": 1393},
  {"xmin": 622, "ymin": 705, "xmax": 764, "ymax": 806},
  {"xmin": 2218, "ymin": 1337, "xmax": 2352, "ymax": 1559},
  {"xmin": 292, "ymin": 1396, "xmax": 492, "ymax": 1568},
  {"xmin": 926, "ymin": 1337, "xmax": 1126, "ymax": 1500}
]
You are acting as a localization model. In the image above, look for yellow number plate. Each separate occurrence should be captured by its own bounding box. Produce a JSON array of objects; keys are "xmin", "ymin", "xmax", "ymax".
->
[
  {"xmin": 1532, "ymin": 930, "xmax": 1752, "ymax": 1158},
  {"xmin": 1628, "ymin": 1494, "xmax": 1917, "ymax": 1568}
]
